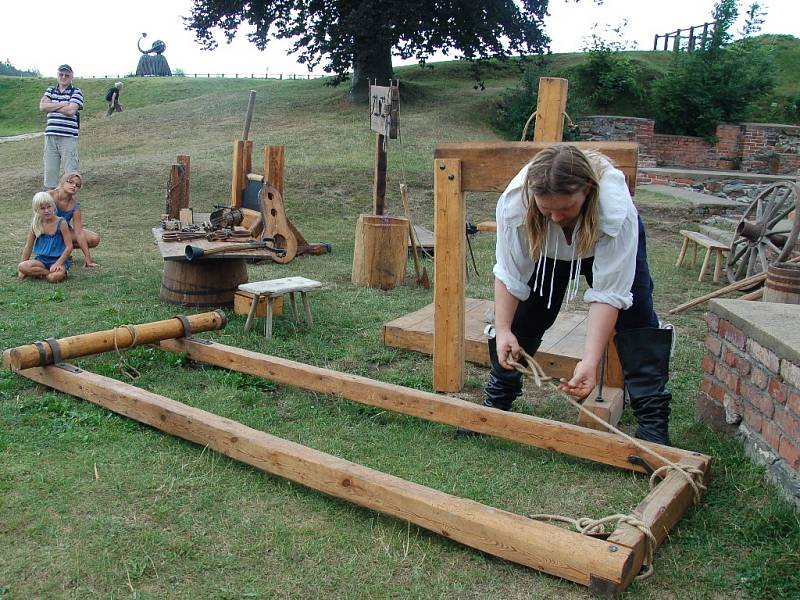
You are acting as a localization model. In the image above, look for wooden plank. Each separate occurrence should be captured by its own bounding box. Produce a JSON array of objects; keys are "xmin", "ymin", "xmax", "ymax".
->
[
  {"xmin": 264, "ymin": 145, "xmax": 285, "ymax": 197},
  {"xmin": 534, "ymin": 77, "xmax": 568, "ymax": 142},
  {"xmin": 17, "ymin": 364, "xmax": 639, "ymax": 591},
  {"xmin": 159, "ymin": 337, "xmax": 708, "ymax": 474},
  {"xmin": 243, "ymin": 141, "xmax": 253, "ymax": 186},
  {"xmin": 433, "ymin": 158, "xmax": 465, "ymax": 391},
  {"xmin": 3, "ymin": 312, "xmax": 226, "ymax": 370},
  {"xmin": 152, "ymin": 228, "xmax": 280, "ymax": 261},
  {"xmin": 231, "ymin": 140, "xmax": 245, "ymax": 208},
  {"xmin": 386, "ymin": 300, "xmax": 623, "ymax": 387},
  {"xmin": 577, "ymin": 387, "xmax": 625, "ymax": 430},
  {"xmin": 433, "ymin": 142, "xmax": 639, "ymax": 194}
]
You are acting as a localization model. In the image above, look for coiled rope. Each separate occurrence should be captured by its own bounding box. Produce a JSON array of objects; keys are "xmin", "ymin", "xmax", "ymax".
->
[{"xmin": 508, "ymin": 349, "xmax": 706, "ymax": 579}]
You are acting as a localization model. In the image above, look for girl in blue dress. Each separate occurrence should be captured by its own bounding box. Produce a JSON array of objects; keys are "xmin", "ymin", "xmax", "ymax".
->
[
  {"xmin": 51, "ymin": 172, "xmax": 99, "ymax": 267},
  {"xmin": 18, "ymin": 192, "xmax": 73, "ymax": 283}
]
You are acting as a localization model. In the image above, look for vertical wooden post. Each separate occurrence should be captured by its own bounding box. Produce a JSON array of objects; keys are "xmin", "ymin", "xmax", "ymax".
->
[
  {"xmin": 264, "ymin": 145, "xmax": 285, "ymax": 195},
  {"xmin": 373, "ymin": 133, "xmax": 387, "ymax": 215},
  {"xmin": 166, "ymin": 164, "xmax": 189, "ymax": 219},
  {"xmin": 243, "ymin": 141, "xmax": 253, "ymax": 183},
  {"xmin": 177, "ymin": 154, "xmax": 190, "ymax": 209},
  {"xmin": 653, "ymin": 34, "xmax": 658, "ymax": 51},
  {"xmin": 433, "ymin": 158, "xmax": 465, "ymax": 392},
  {"xmin": 673, "ymin": 29, "xmax": 682, "ymax": 51},
  {"xmin": 533, "ymin": 78, "xmax": 568, "ymax": 143},
  {"xmin": 231, "ymin": 140, "xmax": 246, "ymax": 208}
]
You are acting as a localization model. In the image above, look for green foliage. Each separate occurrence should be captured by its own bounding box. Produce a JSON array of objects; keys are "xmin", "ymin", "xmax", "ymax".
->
[
  {"xmin": 0, "ymin": 59, "xmax": 39, "ymax": 77},
  {"xmin": 651, "ymin": 0, "xmax": 778, "ymax": 138}
]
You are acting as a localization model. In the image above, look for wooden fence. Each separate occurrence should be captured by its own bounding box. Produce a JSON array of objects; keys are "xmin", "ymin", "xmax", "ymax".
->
[{"xmin": 653, "ymin": 21, "xmax": 717, "ymax": 51}]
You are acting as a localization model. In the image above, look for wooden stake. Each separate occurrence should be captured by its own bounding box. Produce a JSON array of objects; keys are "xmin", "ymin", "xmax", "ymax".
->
[
  {"xmin": 3, "ymin": 311, "xmax": 226, "ymax": 371},
  {"xmin": 177, "ymin": 154, "xmax": 190, "ymax": 210},
  {"xmin": 159, "ymin": 337, "xmax": 707, "ymax": 473},
  {"xmin": 242, "ymin": 90, "xmax": 256, "ymax": 140},
  {"xmin": 17, "ymin": 364, "xmax": 643, "ymax": 592}
]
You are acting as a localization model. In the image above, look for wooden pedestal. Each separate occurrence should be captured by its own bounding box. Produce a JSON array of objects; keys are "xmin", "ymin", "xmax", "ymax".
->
[
  {"xmin": 352, "ymin": 214, "xmax": 409, "ymax": 290},
  {"xmin": 160, "ymin": 259, "xmax": 248, "ymax": 307}
]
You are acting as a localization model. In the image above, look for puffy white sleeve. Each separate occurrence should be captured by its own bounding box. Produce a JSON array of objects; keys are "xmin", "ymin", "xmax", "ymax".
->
[
  {"xmin": 583, "ymin": 169, "xmax": 638, "ymax": 310},
  {"xmin": 492, "ymin": 166, "xmax": 537, "ymax": 302}
]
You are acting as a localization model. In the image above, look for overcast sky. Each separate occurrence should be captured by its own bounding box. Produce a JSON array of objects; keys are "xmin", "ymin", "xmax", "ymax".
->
[{"xmin": 0, "ymin": 1, "xmax": 795, "ymax": 78}]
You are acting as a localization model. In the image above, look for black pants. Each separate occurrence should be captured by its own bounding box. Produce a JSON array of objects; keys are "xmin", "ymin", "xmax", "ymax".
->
[{"xmin": 511, "ymin": 215, "xmax": 658, "ymax": 346}]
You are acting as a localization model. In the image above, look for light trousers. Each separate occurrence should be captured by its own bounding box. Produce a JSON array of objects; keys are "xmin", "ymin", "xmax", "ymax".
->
[{"xmin": 43, "ymin": 135, "xmax": 80, "ymax": 189}]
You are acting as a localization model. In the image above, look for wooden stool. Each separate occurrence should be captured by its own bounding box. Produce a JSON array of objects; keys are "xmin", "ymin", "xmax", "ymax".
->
[
  {"xmin": 676, "ymin": 230, "xmax": 729, "ymax": 282},
  {"xmin": 239, "ymin": 277, "xmax": 322, "ymax": 338}
]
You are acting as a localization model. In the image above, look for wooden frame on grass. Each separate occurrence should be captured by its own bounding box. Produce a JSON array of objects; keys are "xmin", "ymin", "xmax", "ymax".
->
[{"xmin": 4, "ymin": 317, "xmax": 709, "ymax": 597}]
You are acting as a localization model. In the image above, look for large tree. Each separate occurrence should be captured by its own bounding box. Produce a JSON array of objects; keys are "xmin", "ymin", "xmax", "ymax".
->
[{"xmin": 185, "ymin": 0, "xmax": 551, "ymax": 102}]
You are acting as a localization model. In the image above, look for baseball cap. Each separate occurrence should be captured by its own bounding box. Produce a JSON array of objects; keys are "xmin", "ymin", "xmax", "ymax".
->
[{"xmin": 57, "ymin": 64, "xmax": 73, "ymax": 73}]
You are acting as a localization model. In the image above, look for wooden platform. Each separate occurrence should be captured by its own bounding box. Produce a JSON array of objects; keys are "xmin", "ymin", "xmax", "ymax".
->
[{"xmin": 384, "ymin": 298, "xmax": 623, "ymax": 386}]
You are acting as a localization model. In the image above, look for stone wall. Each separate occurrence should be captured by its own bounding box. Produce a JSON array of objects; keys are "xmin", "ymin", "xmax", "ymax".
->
[{"xmin": 697, "ymin": 299, "xmax": 800, "ymax": 506}]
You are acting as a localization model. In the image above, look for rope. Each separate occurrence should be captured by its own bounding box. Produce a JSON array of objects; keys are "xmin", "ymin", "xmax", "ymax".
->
[
  {"xmin": 520, "ymin": 110, "xmax": 537, "ymax": 141},
  {"xmin": 112, "ymin": 324, "xmax": 140, "ymax": 380},
  {"xmin": 528, "ymin": 512, "xmax": 658, "ymax": 580},
  {"xmin": 508, "ymin": 349, "xmax": 707, "ymax": 580}
]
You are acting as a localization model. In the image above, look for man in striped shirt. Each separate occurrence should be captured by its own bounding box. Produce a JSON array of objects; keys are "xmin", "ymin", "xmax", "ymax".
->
[{"xmin": 39, "ymin": 64, "xmax": 83, "ymax": 189}]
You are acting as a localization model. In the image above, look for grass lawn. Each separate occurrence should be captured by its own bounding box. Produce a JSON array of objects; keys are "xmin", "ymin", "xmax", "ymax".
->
[{"xmin": 1, "ymin": 63, "xmax": 799, "ymax": 600}]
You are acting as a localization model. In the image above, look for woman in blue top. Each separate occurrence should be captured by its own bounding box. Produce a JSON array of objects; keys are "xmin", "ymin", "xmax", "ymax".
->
[
  {"xmin": 480, "ymin": 145, "xmax": 674, "ymax": 445},
  {"xmin": 18, "ymin": 192, "xmax": 73, "ymax": 283},
  {"xmin": 51, "ymin": 172, "xmax": 99, "ymax": 267}
]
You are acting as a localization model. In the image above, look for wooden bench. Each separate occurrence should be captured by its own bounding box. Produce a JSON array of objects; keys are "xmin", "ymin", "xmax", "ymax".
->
[
  {"xmin": 676, "ymin": 230, "xmax": 729, "ymax": 282},
  {"xmin": 239, "ymin": 277, "xmax": 322, "ymax": 338}
]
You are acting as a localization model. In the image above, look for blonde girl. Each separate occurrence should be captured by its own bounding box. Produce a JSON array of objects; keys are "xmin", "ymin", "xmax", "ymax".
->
[
  {"xmin": 19, "ymin": 192, "xmax": 73, "ymax": 283},
  {"xmin": 51, "ymin": 172, "xmax": 99, "ymax": 267}
]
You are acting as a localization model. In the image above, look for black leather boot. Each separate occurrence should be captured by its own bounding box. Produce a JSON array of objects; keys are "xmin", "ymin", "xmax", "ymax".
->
[{"xmin": 615, "ymin": 327, "xmax": 673, "ymax": 446}]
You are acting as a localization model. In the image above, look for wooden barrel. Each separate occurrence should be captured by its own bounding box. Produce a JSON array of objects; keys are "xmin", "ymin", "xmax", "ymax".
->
[
  {"xmin": 351, "ymin": 214, "xmax": 409, "ymax": 290},
  {"xmin": 160, "ymin": 259, "xmax": 248, "ymax": 307},
  {"xmin": 763, "ymin": 262, "xmax": 800, "ymax": 304}
]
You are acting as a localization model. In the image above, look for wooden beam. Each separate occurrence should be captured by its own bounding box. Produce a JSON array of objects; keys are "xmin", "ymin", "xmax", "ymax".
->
[
  {"xmin": 576, "ymin": 387, "xmax": 624, "ymax": 431},
  {"xmin": 534, "ymin": 77, "xmax": 568, "ymax": 142},
  {"xmin": 263, "ymin": 145, "xmax": 285, "ymax": 196},
  {"xmin": 230, "ymin": 140, "xmax": 246, "ymax": 208},
  {"xmin": 3, "ymin": 312, "xmax": 226, "ymax": 371},
  {"xmin": 17, "ymin": 364, "xmax": 642, "ymax": 592},
  {"xmin": 433, "ymin": 142, "xmax": 639, "ymax": 194},
  {"xmin": 433, "ymin": 158, "xmax": 465, "ymax": 392},
  {"xmin": 373, "ymin": 133, "xmax": 387, "ymax": 215},
  {"xmin": 176, "ymin": 154, "xmax": 191, "ymax": 211},
  {"xmin": 158, "ymin": 338, "xmax": 708, "ymax": 474}
]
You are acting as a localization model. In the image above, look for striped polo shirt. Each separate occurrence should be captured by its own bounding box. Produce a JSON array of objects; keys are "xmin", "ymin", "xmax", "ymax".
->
[{"xmin": 44, "ymin": 85, "xmax": 84, "ymax": 137}]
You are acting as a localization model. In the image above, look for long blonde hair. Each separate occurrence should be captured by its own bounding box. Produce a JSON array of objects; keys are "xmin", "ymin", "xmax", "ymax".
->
[
  {"xmin": 31, "ymin": 192, "xmax": 56, "ymax": 237},
  {"xmin": 523, "ymin": 145, "xmax": 613, "ymax": 258}
]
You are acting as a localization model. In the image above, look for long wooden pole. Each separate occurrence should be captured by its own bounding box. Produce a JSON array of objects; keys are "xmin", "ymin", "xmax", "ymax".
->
[
  {"xmin": 17, "ymin": 364, "xmax": 642, "ymax": 593},
  {"xmin": 158, "ymin": 337, "xmax": 708, "ymax": 473},
  {"xmin": 669, "ymin": 254, "xmax": 800, "ymax": 315},
  {"xmin": 3, "ymin": 312, "xmax": 226, "ymax": 371},
  {"xmin": 242, "ymin": 90, "xmax": 256, "ymax": 140}
]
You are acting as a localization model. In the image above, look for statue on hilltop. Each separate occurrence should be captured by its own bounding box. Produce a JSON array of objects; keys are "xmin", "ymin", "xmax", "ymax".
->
[{"xmin": 136, "ymin": 33, "xmax": 172, "ymax": 77}]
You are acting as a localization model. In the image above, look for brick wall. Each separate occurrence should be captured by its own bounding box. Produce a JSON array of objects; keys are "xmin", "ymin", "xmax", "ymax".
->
[
  {"xmin": 577, "ymin": 117, "xmax": 800, "ymax": 175},
  {"xmin": 697, "ymin": 305, "xmax": 800, "ymax": 505}
]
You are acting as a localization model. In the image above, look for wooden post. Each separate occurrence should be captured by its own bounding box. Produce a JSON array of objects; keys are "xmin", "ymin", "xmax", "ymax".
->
[
  {"xmin": 264, "ymin": 145, "xmax": 285, "ymax": 195},
  {"xmin": 177, "ymin": 154, "xmax": 190, "ymax": 210},
  {"xmin": 242, "ymin": 90, "xmax": 256, "ymax": 140},
  {"xmin": 231, "ymin": 140, "xmax": 246, "ymax": 208},
  {"xmin": 433, "ymin": 158, "xmax": 465, "ymax": 392},
  {"xmin": 373, "ymin": 133, "xmax": 387, "ymax": 215},
  {"xmin": 166, "ymin": 163, "xmax": 187, "ymax": 219},
  {"xmin": 2, "ymin": 311, "xmax": 227, "ymax": 371},
  {"xmin": 533, "ymin": 77, "xmax": 568, "ymax": 142}
]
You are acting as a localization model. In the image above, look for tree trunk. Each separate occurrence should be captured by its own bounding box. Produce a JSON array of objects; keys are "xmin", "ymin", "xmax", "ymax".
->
[{"xmin": 349, "ymin": 37, "xmax": 394, "ymax": 103}]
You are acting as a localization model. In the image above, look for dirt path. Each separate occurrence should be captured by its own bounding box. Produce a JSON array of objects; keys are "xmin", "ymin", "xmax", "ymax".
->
[{"xmin": 0, "ymin": 132, "xmax": 43, "ymax": 144}]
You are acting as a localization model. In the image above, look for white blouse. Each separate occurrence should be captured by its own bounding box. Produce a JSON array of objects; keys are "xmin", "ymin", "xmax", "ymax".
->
[{"xmin": 493, "ymin": 162, "xmax": 639, "ymax": 310}]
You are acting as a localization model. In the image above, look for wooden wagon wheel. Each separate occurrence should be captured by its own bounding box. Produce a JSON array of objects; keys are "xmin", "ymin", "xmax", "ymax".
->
[{"xmin": 725, "ymin": 181, "xmax": 800, "ymax": 287}]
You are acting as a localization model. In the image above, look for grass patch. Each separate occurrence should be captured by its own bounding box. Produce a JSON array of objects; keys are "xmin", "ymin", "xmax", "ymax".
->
[{"xmin": 1, "ymin": 66, "xmax": 799, "ymax": 599}]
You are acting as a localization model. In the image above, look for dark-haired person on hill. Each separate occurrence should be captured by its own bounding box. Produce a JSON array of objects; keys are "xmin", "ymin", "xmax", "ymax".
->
[
  {"xmin": 105, "ymin": 82, "xmax": 123, "ymax": 116},
  {"xmin": 472, "ymin": 145, "xmax": 675, "ymax": 445},
  {"xmin": 39, "ymin": 64, "xmax": 83, "ymax": 190}
]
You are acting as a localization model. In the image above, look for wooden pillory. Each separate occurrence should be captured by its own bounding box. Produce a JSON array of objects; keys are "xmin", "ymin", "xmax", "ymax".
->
[{"xmin": 3, "ymin": 314, "xmax": 711, "ymax": 597}]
